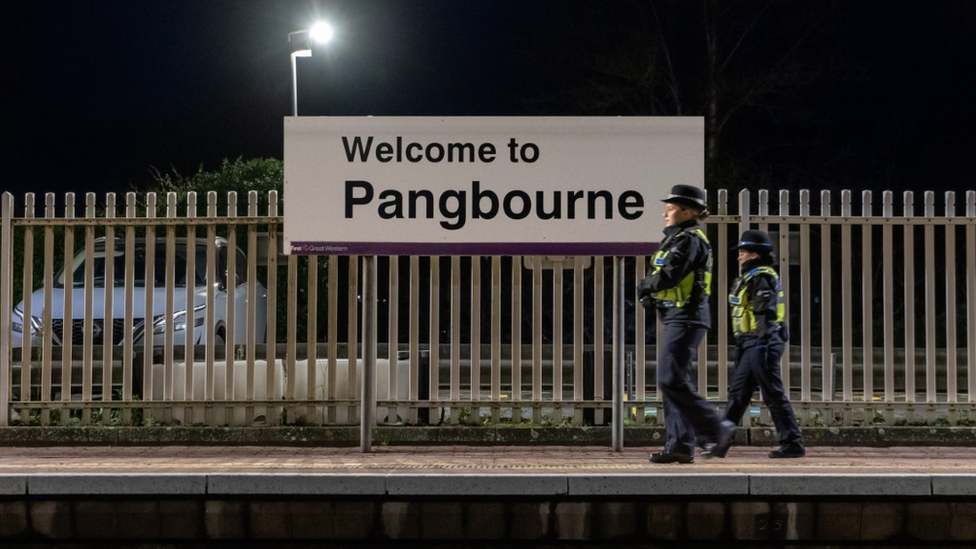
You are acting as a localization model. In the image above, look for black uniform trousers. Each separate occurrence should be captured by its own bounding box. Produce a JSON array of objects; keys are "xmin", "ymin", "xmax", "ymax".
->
[
  {"xmin": 659, "ymin": 322, "xmax": 723, "ymax": 454},
  {"xmin": 724, "ymin": 330, "xmax": 803, "ymax": 447}
]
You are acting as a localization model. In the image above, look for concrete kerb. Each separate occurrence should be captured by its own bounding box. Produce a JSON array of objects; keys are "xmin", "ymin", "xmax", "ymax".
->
[
  {"xmin": 207, "ymin": 474, "xmax": 385, "ymax": 495},
  {"xmin": 1, "ymin": 473, "xmax": 962, "ymax": 497},
  {"xmin": 749, "ymin": 474, "xmax": 933, "ymax": 497},
  {"xmin": 386, "ymin": 474, "xmax": 568, "ymax": 496},
  {"xmin": 26, "ymin": 474, "xmax": 207, "ymax": 495},
  {"xmin": 568, "ymin": 474, "xmax": 748, "ymax": 496},
  {"xmin": 0, "ymin": 475, "xmax": 27, "ymax": 495},
  {"xmin": 932, "ymin": 475, "xmax": 976, "ymax": 496}
]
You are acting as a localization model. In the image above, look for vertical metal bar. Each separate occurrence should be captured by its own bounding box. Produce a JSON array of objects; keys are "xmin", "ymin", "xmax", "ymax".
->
[
  {"xmin": 968, "ymin": 192, "xmax": 976, "ymax": 403},
  {"xmin": 512, "ymin": 256, "xmax": 522, "ymax": 420},
  {"xmin": 122, "ymin": 194, "xmax": 136, "ymax": 423},
  {"xmin": 778, "ymin": 190, "xmax": 791, "ymax": 392},
  {"xmin": 285, "ymin": 253, "xmax": 297, "ymax": 415},
  {"xmin": 450, "ymin": 255, "xmax": 461, "ymax": 423},
  {"xmin": 490, "ymin": 256, "xmax": 501, "ymax": 423},
  {"xmin": 754, "ymin": 187, "xmax": 765, "ymax": 409},
  {"xmin": 904, "ymin": 191, "xmax": 916, "ymax": 405},
  {"xmin": 573, "ymin": 258, "xmax": 584, "ymax": 424},
  {"xmin": 532, "ymin": 258, "xmax": 542, "ymax": 423},
  {"xmin": 882, "ymin": 192, "xmax": 895, "ymax": 406},
  {"xmin": 327, "ymin": 255, "xmax": 338, "ymax": 424},
  {"xmin": 426, "ymin": 256, "xmax": 436, "ymax": 421},
  {"xmin": 81, "ymin": 193, "xmax": 96, "ymax": 424},
  {"xmin": 634, "ymin": 254, "xmax": 646, "ymax": 424},
  {"xmin": 348, "ymin": 256, "xmax": 360, "ymax": 420},
  {"xmin": 758, "ymin": 189, "xmax": 769, "ymax": 232},
  {"xmin": 945, "ymin": 192, "xmax": 957, "ymax": 404},
  {"xmin": 142, "ymin": 193, "xmax": 157, "ymax": 420},
  {"xmin": 389, "ymin": 256, "xmax": 400, "ymax": 423},
  {"xmin": 861, "ymin": 191, "xmax": 874, "ymax": 407},
  {"xmin": 102, "ymin": 193, "xmax": 115, "ymax": 425},
  {"xmin": 594, "ymin": 255, "xmax": 605, "ymax": 425},
  {"xmin": 225, "ymin": 192, "xmax": 237, "ymax": 422},
  {"xmin": 164, "ymin": 193, "xmax": 177, "ymax": 424},
  {"xmin": 553, "ymin": 260, "xmax": 564, "ymax": 422},
  {"xmin": 471, "ymin": 257, "xmax": 481, "ymax": 405},
  {"xmin": 42, "ymin": 194, "xmax": 55, "ymax": 425},
  {"xmin": 841, "ymin": 191, "xmax": 853, "ymax": 406},
  {"xmin": 306, "ymin": 254, "xmax": 318, "ymax": 423},
  {"xmin": 612, "ymin": 256, "xmax": 624, "ymax": 451},
  {"xmin": 409, "ymin": 255, "xmax": 420, "ymax": 424},
  {"xmin": 246, "ymin": 191, "xmax": 258, "ymax": 424},
  {"xmin": 205, "ymin": 193, "xmax": 217, "ymax": 416},
  {"xmin": 923, "ymin": 192, "xmax": 936, "ymax": 404},
  {"xmin": 655, "ymin": 313, "xmax": 664, "ymax": 427},
  {"xmin": 717, "ymin": 190, "xmax": 729, "ymax": 399},
  {"xmin": 697, "ymin": 323, "xmax": 708, "ymax": 396},
  {"xmin": 740, "ymin": 188, "xmax": 751, "ymax": 234},
  {"xmin": 738, "ymin": 188, "xmax": 752, "ymax": 409},
  {"xmin": 799, "ymin": 190, "xmax": 812, "ymax": 403},
  {"xmin": 184, "ymin": 193, "xmax": 197, "ymax": 425},
  {"xmin": 266, "ymin": 191, "xmax": 279, "ymax": 422},
  {"xmin": 361, "ymin": 256, "xmax": 376, "ymax": 452},
  {"xmin": 62, "ymin": 193, "xmax": 75, "ymax": 421},
  {"xmin": 0, "ymin": 193, "xmax": 11, "ymax": 426},
  {"xmin": 22, "ymin": 194, "xmax": 36, "ymax": 416},
  {"xmin": 821, "ymin": 190, "xmax": 833, "ymax": 403}
]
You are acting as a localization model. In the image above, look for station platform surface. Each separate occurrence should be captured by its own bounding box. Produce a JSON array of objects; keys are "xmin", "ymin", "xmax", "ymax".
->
[{"xmin": 3, "ymin": 445, "xmax": 976, "ymax": 497}]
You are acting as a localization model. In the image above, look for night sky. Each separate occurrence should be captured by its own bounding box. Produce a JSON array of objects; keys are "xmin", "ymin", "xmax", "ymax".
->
[{"xmin": 2, "ymin": 1, "xmax": 975, "ymax": 201}]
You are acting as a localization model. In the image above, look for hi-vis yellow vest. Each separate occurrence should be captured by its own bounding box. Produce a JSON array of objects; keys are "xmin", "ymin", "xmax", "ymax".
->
[
  {"xmin": 649, "ymin": 228, "xmax": 712, "ymax": 308},
  {"xmin": 729, "ymin": 266, "xmax": 785, "ymax": 335}
]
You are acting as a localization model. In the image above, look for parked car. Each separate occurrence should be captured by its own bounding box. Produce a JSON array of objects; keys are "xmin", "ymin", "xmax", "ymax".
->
[{"xmin": 10, "ymin": 237, "xmax": 267, "ymax": 350}]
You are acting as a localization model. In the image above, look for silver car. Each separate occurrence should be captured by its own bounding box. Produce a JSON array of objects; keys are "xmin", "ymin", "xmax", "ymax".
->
[{"xmin": 11, "ymin": 237, "xmax": 268, "ymax": 349}]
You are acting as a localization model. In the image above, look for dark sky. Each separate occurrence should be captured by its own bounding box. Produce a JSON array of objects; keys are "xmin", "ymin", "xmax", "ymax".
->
[{"xmin": 2, "ymin": 1, "xmax": 975, "ymax": 200}]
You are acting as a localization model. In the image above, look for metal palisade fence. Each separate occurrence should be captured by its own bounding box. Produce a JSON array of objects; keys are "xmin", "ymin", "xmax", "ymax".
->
[{"xmin": 1, "ymin": 189, "xmax": 975, "ymax": 428}]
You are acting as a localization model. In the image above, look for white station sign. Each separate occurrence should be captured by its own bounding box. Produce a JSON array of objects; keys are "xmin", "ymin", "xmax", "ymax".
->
[{"xmin": 284, "ymin": 116, "xmax": 703, "ymax": 255}]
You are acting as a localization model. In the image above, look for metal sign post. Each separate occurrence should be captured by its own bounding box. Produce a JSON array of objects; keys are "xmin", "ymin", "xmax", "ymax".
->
[
  {"xmin": 361, "ymin": 256, "xmax": 377, "ymax": 452},
  {"xmin": 612, "ymin": 256, "xmax": 625, "ymax": 451}
]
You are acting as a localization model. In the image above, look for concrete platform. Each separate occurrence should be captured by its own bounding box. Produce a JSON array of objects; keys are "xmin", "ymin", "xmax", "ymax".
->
[
  {"xmin": 3, "ymin": 445, "xmax": 976, "ymax": 542},
  {"xmin": 1, "ymin": 444, "xmax": 976, "ymax": 496}
]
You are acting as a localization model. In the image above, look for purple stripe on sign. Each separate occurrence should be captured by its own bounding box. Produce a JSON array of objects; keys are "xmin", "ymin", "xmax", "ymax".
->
[{"xmin": 288, "ymin": 242, "xmax": 660, "ymax": 256}]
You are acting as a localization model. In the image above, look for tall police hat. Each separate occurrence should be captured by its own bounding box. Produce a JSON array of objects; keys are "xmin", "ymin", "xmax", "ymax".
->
[
  {"xmin": 661, "ymin": 184, "xmax": 707, "ymax": 210},
  {"xmin": 735, "ymin": 229, "xmax": 774, "ymax": 252}
]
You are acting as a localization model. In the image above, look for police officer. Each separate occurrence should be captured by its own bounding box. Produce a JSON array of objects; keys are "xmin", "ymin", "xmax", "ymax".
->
[
  {"xmin": 723, "ymin": 229, "xmax": 804, "ymax": 458},
  {"xmin": 638, "ymin": 184, "xmax": 735, "ymax": 464}
]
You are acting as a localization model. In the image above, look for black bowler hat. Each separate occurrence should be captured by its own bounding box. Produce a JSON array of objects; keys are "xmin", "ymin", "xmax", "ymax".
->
[
  {"xmin": 735, "ymin": 229, "xmax": 774, "ymax": 252},
  {"xmin": 661, "ymin": 184, "xmax": 707, "ymax": 210}
]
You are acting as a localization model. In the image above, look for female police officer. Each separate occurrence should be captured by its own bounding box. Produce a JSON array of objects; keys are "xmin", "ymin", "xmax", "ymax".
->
[
  {"xmin": 637, "ymin": 184, "xmax": 735, "ymax": 464},
  {"xmin": 722, "ymin": 229, "xmax": 804, "ymax": 458}
]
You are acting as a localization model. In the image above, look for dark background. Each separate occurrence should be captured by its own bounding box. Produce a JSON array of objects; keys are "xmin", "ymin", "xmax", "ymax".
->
[{"xmin": 2, "ymin": 1, "xmax": 974, "ymax": 200}]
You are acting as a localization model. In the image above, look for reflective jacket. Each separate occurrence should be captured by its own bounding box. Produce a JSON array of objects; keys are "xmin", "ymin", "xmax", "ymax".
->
[
  {"xmin": 637, "ymin": 220, "xmax": 712, "ymax": 327},
  {"xmin": 729, "ymin": 259, "xmax": 785, "ymax": 345}
]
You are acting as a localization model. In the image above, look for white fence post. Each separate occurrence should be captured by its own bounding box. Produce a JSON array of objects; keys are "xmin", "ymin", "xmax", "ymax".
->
[
  {"xmin": 861, "ymin": 190, "xmax": 874, "ymax": 408},
  {"xmin": 945, "ymin": 192, "xmax": 957, "ymax": 405},
  {"xmin": 968, "ymin": 191, "xmax": 976, "ymax": 404},
  {"xmin": 1, "ymin": 193, "xmax": 12, "ymax": 426},
  {"xmin": 820, "ymin": 190, "xmax": 833, "ymax": 405},
  {"xmin": 924, "ymin": 192, "xmax": 937, "ymax": 405}
]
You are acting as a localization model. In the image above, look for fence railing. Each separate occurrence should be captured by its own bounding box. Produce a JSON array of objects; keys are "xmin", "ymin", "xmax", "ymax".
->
[{"xmin": 2, "ymin": 189, "xmax": 975, "ymax": 428}]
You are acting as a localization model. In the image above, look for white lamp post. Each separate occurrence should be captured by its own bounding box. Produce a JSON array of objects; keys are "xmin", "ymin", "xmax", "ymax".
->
[{"xmin": 288, "ymin": 21, "xmax": 334, "ymax": 116}]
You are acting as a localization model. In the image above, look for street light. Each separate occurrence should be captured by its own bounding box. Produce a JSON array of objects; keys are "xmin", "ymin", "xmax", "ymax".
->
[{"xmin": 288, "ymin": 21, "xmax": 334, "ymax": 116}]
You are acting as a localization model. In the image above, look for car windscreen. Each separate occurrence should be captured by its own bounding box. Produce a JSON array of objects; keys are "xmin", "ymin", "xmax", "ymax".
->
[{"xmin": 55, "ymin": 242, "xmax": 209, "ymax": 288}]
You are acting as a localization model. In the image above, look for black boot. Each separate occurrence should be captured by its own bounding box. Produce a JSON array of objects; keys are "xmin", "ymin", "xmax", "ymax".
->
[
  {"xmin": 769, "ymin": 445, "xmax": 805, "ymax": 459},
  {"xmin": 649, "ymin": 448, "xmax": 694, "ymax": 464}
]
